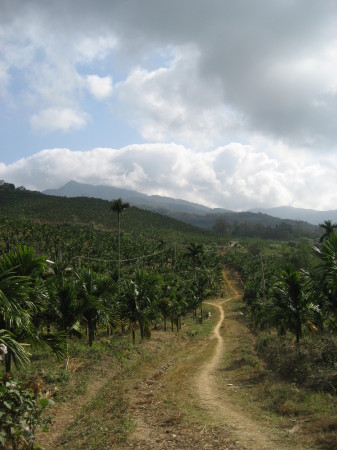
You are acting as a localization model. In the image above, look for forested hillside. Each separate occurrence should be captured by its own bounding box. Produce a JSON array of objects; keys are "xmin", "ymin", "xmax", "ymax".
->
[
  {"xmin": 0, "ymin": 188, "xmax": 209, "ymax": 236},
  {"xmin": 41, "ymin": 180, "xmax": 319, "ymax": 239},
  {"xmin": 0, "ymin": 187, "xmax": 214, "ymax": 258}
]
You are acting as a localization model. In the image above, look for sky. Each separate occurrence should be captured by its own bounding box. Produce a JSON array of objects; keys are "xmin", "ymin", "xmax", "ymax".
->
[{"xmin": 0, "ymin": 0, "xmax": 336, "ymax": 211}]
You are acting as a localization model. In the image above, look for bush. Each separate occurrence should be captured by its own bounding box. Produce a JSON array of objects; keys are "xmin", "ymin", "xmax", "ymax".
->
[
  {"xmin": 0, "ymin": 372, "xmax": 53, "ymax": 449},
  {"xmin": 256, "ymin": 334, "xmax": 337, "ymax": 391}
]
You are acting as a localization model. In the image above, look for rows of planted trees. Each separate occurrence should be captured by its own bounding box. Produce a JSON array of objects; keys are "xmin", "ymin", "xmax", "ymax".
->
[
  {"xmin": 223, "ymin": 220, "xmax": 337, "ymax": 391},
  {"xmin": 0, "ymin": 194, "xmax": 223, "ymax": 448},
  {"xmin": 223, "ymin": 220, "xmax": 337, "ymax": 342},
  {"xmin": 0, "ymin": 242, "xmax": 221, "ymax": 368}
]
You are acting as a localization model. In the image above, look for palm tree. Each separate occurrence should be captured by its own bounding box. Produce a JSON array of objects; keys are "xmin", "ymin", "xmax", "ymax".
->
[
  {"xmin": 270, "ymin": 265, "xmax": 317, "ymax": 344},
  {"xmin": 185, "ymin": 243, "xmax": 204, "ymax": 279},
  {"xmin": 169, "ymin": 281, "xmax": 187, "ymax": 332},
  {"xmin": 0, "ymin": 268, "xmax": 32, "ymax": 371},
  {"xmin": 0, "ymin": 246, "xmax": 66, "ymax": 371},
  {"xmin": 121, "ymin": 270, "xmax": 162, "ymax": 342},
  {"xmin": 319, "ymin": 220, "xmax": 337, "ymax": 243},
  {"xmin": 313, "ymin": 233, "xmax": 337, "ymax": 319},
  {"xmin": 77, "ymin": 269, "xmax": 109, "ymax": 346},
  {"xmin": 110, "ymin": 198, "xmax": 130, "ymax": 282},
  {"xmin": 189, "ymin": 271, "xmax": 211, "ymax": 321},
  {"xmin": 51, "ymin": 279, "xmax": 81, "ymax": 369}
]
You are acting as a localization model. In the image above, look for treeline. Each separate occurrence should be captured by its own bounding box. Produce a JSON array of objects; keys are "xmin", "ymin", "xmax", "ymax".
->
[
  {"xmin": 0, "ymin": 241, "xmax": 222, "ymax": 370},
  {"xmin": 213, "ymin": 216, "xmax": 317, "ymax": 240}
]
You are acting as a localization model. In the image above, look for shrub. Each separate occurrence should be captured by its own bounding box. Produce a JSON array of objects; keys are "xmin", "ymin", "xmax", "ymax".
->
[
  {"xmin": 256, "ymin": 334, "xmax": 337, "ymax": 391},
  {"xmin": 0, "ymin": 372, "xmax": 53, "ymax": 449}
]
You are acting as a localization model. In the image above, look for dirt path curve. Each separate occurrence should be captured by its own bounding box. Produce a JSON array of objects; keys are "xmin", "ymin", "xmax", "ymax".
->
[{"xmin": 196, "ymin": 271, "xmax": 288, "ymax": 450}]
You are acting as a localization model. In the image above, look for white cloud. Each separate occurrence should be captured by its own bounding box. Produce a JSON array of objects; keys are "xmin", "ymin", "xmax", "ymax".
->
[
  {"xmin": 0, "ymin": 61, "xmax": 10, "ymax": 101},
  {"xmin": 116, "ymin": 47, "xmax": 243, "ymax": 148},
  {"xmin": 30, "ymin": 108, "xmax": 88, "ymax": 133},
  {"xmin": 74, "ymin": 35, "xmax": 118, "ymax": 64},
  {"xmin": 86, "ymin": 75, "xmax": 113, "ymax": 100},
  {"xmin": 0, "ymin": 145, "xmax": 336, "ymax": 211}
]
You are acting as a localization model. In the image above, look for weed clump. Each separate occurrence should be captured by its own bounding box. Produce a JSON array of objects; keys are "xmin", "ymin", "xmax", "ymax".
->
[{"xmin": 256, "ymin": 334, "xmax": 337, "ymax": 391}]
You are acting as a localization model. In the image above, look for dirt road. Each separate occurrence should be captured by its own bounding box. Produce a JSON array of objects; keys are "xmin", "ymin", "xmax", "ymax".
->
[{"xmin": 195, "ymin": 273, "xmax": 290, "ymax": 449}]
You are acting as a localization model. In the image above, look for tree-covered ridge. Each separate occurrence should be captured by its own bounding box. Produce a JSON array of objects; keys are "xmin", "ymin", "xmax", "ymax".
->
[
  {"xmin": 0, "ymin": 189, "xmax": 207, "ymax": 234},
  {"xmin": 1, "ymin": 185, "xmax": 320, "ymax": 241}
]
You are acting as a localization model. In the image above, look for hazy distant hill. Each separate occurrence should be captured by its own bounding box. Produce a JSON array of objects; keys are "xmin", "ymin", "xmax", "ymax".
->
[
  {"xmin": 43, "ymin": 181, "xmax": 330, "ymax": 226},
  {"xmin": 42, "ymin": 181, "xmax": 320, "ymax": 238},
  {"xmin": 44, "ymin": 180, "xmax": 212, "ymax": 215},
  {"xmin": 250, "ymin": 206, "xmax": 337, "ymax": 226}
]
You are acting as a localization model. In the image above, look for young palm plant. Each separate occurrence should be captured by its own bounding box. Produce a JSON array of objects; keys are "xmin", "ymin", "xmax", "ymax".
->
[
  {"xmin": 0, "ymin": 246, "xmax": 66, "ymax": 372},
  {"xmin": 319, "ymin": 220, "xmax": 337, "ymax": 243},
  {"xmin": 77, "ymin": 269, "xmax": 109, "ymax": 346},
  {"xmin": 312, "ymin": 232, "xmax": 337, "ymax": 323},
  {"xmin": 270, "ymin": 265, "xmax": 318, "ymax": 343}
]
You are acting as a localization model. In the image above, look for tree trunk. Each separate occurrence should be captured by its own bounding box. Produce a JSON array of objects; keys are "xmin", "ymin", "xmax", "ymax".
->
[
  {"xmin": 164, "ymin": 316, "xmax": 167, "ymax": 331},
  {"xmin": 132, "ymin": 324, "xmax": 135, "ymax": 344},
  {"xmin": 89, "ymin": 326, "xmax": 94, "ymax": 347},
  {"xmin": 88, "ymin": 322, "xmax": 96, "ymax": 347},
  {"xmin": 118, "ymin": 213, "xmax": 121, "ymax": 283},
  {"xmin": 5, "ymin": 350, "xmax": 12, "ymax": 373}
]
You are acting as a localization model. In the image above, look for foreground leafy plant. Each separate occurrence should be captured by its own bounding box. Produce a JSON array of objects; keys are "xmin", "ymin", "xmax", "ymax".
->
[{"xmin": 0, "ymin": 372, "xmax": 54, "ymax": 449}]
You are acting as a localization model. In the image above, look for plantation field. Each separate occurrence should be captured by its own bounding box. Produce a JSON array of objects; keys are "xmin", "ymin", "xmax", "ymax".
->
[
  {"xmin": 16, "ymin": 270, "xmax": 334, "ymax": 449},
  {"xmin": 1, "ymin": 187, "xmax": 337, "ymax": 449}
]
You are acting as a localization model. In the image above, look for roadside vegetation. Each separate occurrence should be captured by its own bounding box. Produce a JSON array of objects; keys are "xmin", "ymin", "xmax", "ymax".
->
[{"xmin": 222, "ymin": 223, "xmax": 337, "ymax": 449}]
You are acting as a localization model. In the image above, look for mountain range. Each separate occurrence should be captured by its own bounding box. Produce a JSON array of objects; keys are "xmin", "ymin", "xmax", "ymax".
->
[
  {"xmin": 43, "ymin": 180, "xmax": 336, "ymax": 226},
  {"xmin": 43, "ymin": 180, "xmax": 212, "ymax": 215}
]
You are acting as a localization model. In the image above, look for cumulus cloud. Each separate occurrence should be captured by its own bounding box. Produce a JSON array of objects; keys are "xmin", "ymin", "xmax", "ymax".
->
[
  {"xmin": 116, "ymin": 47, "xmax": 243, "ymax": 148},
  {"xmin": 86, "ymin": 75, "xmax": 113, "ymax": 100},
  {"xmin": 1, "ymin": 1, "xmax": 336, "ymax": 210},
  {"xmin": 1, "ymin": 145, "xmax": 336, "ymax": 211},
  {"xmin": 74, "ymin": 35, "xmax": 118, "ymax": 64},
  {"xmin": 1, "ymin": 0, "xmax": 336, "ymax": 149},
  {"xmin": 30, "ymin": 108, "xmax": 88, "ymax": 133}
]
